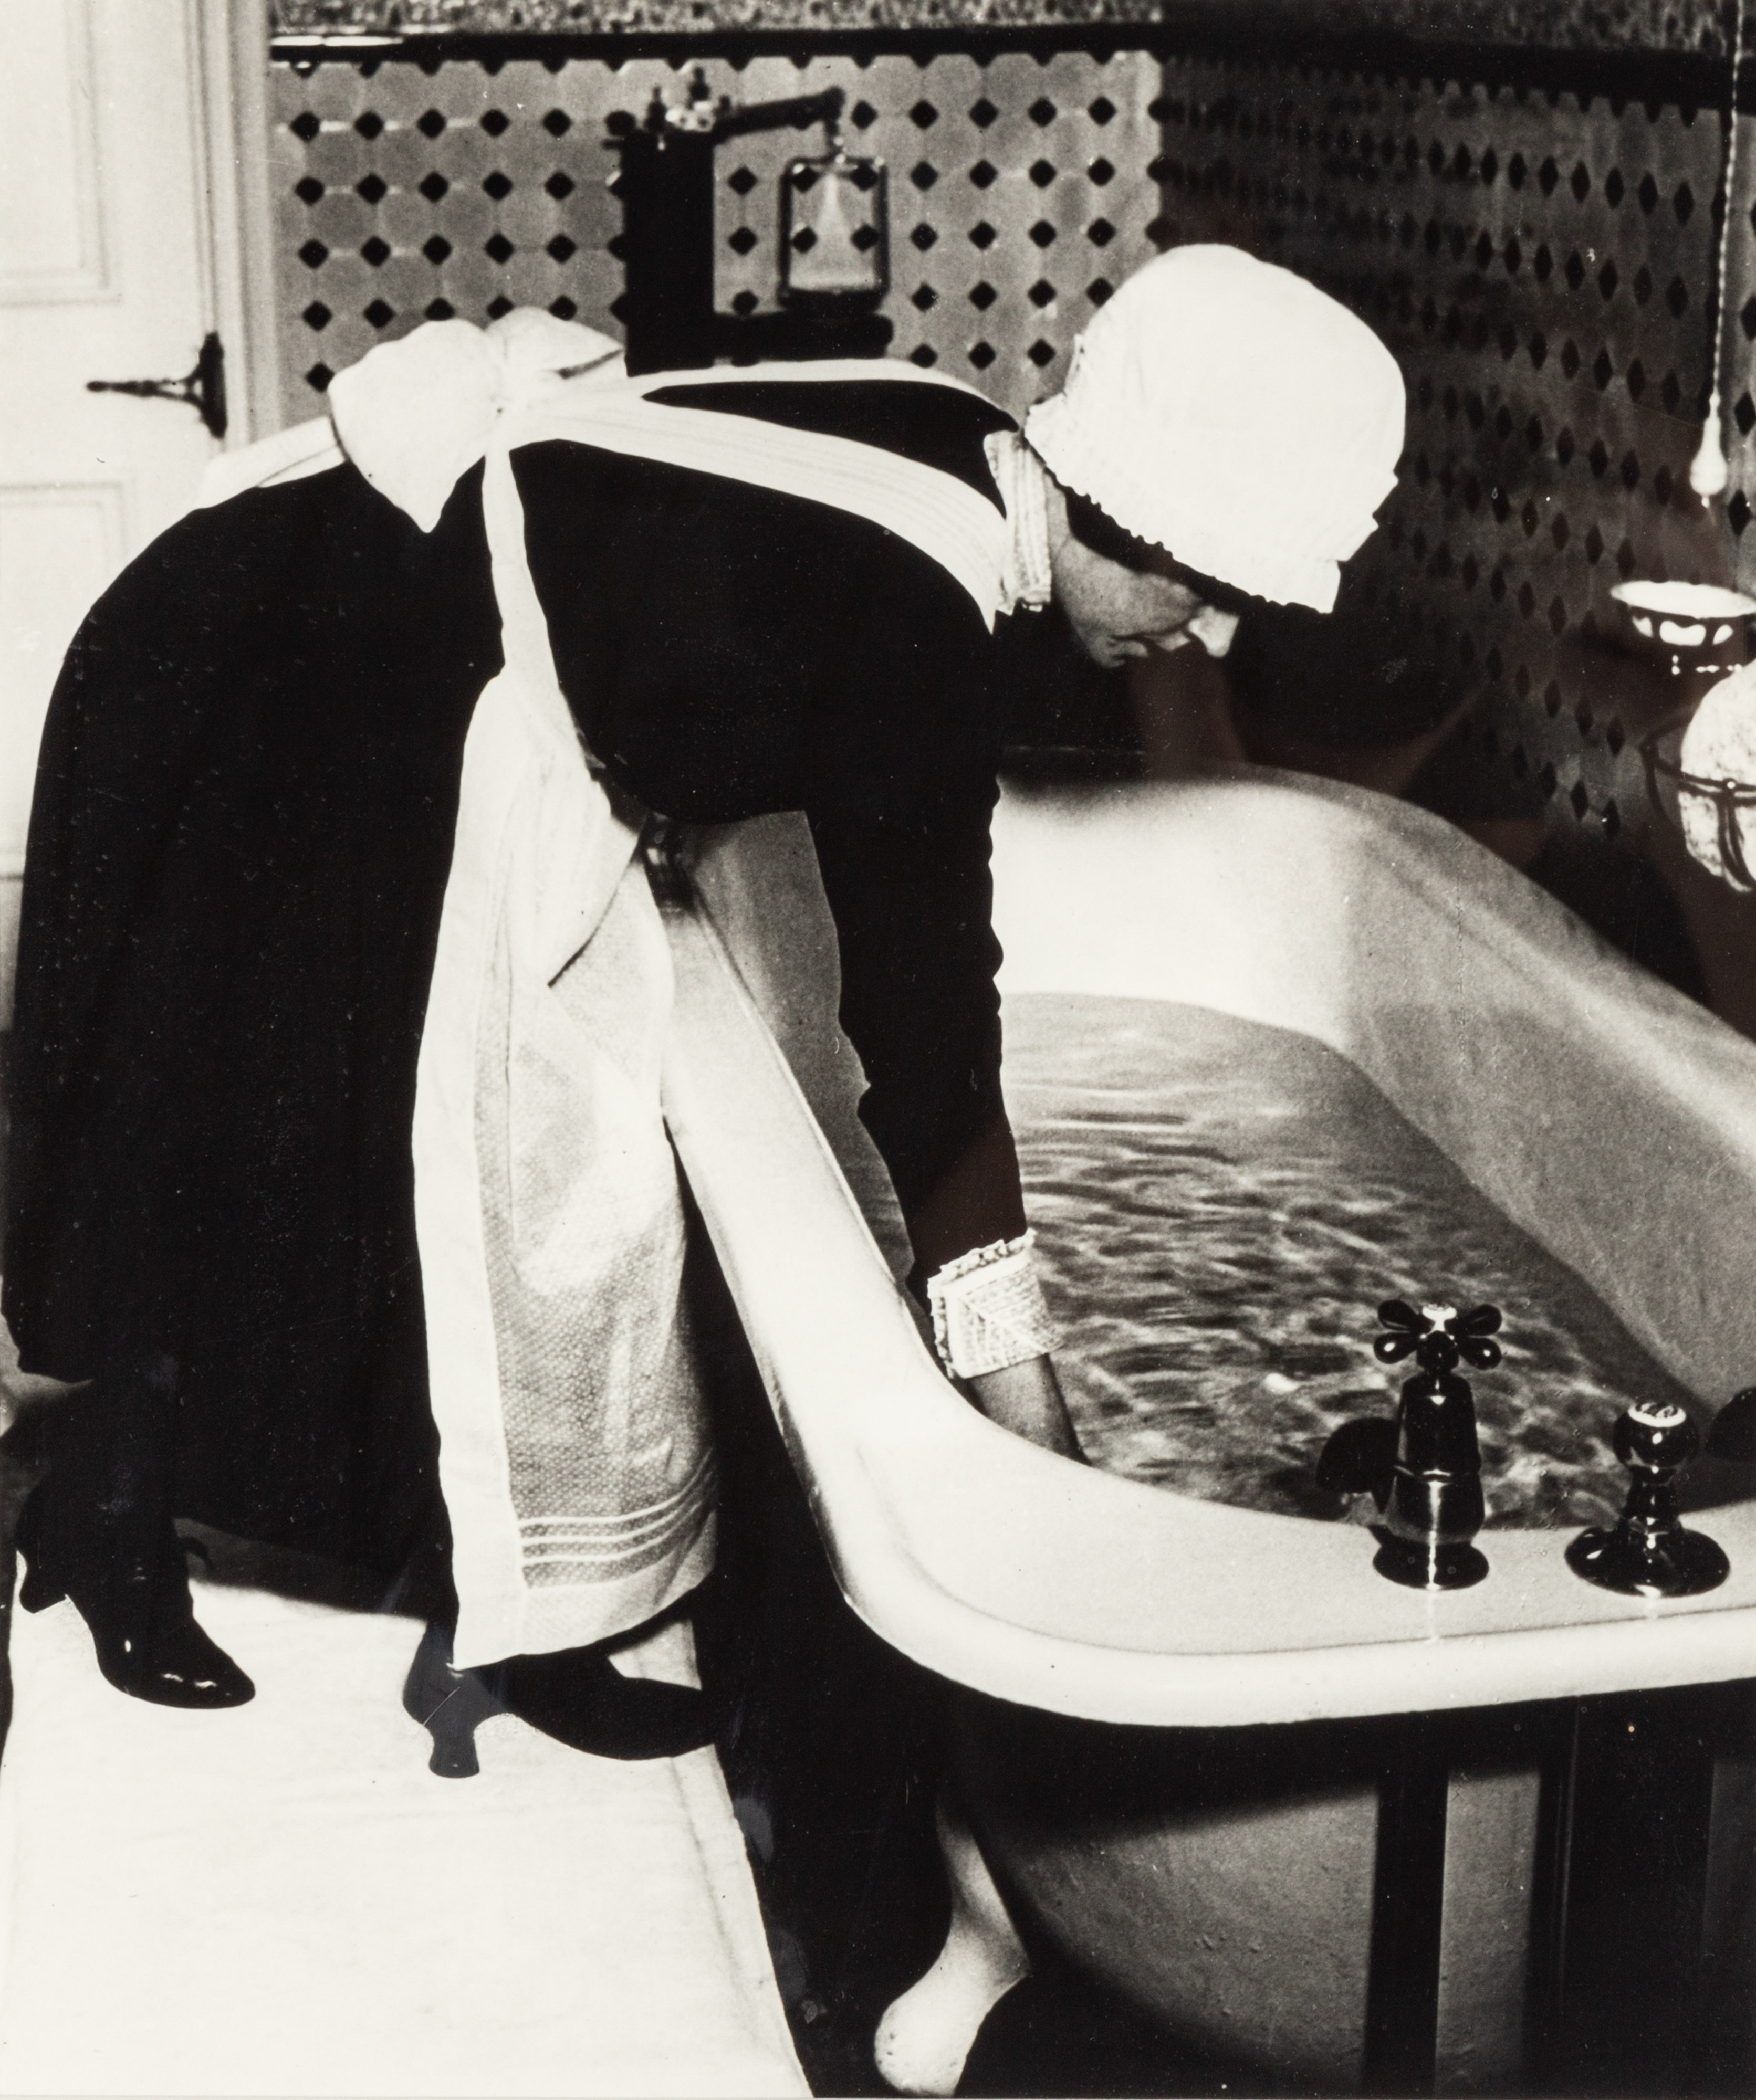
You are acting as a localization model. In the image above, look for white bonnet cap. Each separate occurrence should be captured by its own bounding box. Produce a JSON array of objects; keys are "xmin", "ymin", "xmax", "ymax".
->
[{"xmin": 1023, "ymin": 245, "xmax": 1406, "ymax": 613}]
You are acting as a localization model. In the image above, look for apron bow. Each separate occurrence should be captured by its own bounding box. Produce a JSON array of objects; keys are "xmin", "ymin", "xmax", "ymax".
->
[{"xmin": 327, "ymin": 309, "xmax": 623, "ymax": 535}]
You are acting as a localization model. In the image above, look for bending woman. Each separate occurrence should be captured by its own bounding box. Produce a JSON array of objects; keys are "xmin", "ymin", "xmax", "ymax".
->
[{"xmin": 1, "ymin": 248, "xmax": 1403, "ymax": 1742}]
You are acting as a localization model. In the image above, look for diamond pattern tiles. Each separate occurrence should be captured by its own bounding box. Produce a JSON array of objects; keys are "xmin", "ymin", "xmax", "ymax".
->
[
  {"xmin": 271, "ymin": 59, "xmax": 625, "ymax": 413},
  {"xmin": 1712, "ymin": 113, "xmax": 1756, "ymax": 583},
  {"xmin": 271, "ymin": 41, "xmax": 1733, "ymax": 845},
  {"xmin": 710, "ymin": 49, "xmax": 1158, "ymax": 403},
  {"xmin": 271, "ymin": 48, "xmax": 1162, "ymax": 424},
  {"xmin": 1154, "ymin": 57, "xmax": 1728, "ymax": 838}
]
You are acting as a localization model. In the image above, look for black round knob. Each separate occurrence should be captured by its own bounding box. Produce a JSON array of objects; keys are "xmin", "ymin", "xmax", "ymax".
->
[
  {"xmin": 1612, "ymin": 1401, "xmax": 1700, "ymax": 1475},
  {"xmin": 1569, "ymin": 1400, "xmax": 1729, "ymax": 1598}
]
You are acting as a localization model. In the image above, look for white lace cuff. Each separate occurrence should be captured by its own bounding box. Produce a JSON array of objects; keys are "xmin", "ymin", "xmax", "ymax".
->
[
  {"xmin": 927, "ymin": 1231, "xmax": 1061, "ymax": 1379},
  {"xmin": 984, "ymin": 430, "xmax": 1054, "ymax": 614}
]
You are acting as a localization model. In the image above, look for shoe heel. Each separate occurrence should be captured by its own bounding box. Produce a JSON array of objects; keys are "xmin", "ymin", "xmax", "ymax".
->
[
  {"xmin": 402, "ymin": 1621, "xmax": 501, "ymax": 1779},
  {"xmin": 17, "ymin": 1564, "xmax": 65, "ymax": 1613}
]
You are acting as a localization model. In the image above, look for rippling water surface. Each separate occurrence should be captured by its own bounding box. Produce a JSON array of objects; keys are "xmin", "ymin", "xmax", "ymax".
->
[{"xmin": 1006, "ymin": 995, "xmax": 1700, "ymax": 1531}]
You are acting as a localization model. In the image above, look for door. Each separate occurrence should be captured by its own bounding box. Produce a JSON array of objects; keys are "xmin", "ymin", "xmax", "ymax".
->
[{"xmin": 0, "ymin": 0, "xmax": 271, "ymax": 1022}]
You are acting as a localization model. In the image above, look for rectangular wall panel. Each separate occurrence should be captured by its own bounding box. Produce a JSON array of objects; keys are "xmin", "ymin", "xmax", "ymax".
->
[{"xmin": 0, "ymin": 0, "xmax": 111, "ymax": 303}]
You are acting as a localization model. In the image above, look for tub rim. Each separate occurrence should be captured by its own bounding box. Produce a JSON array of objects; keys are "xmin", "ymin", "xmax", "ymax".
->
[{"xmin": 662, "ymin": 772, "xmax": 1756, "ymax": 1728}]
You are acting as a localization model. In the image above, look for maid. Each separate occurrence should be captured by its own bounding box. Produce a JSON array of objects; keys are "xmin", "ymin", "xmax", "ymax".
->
[{"xmin": 1, "ymin": 247, "xmax": 1403, "ymax": 1754}]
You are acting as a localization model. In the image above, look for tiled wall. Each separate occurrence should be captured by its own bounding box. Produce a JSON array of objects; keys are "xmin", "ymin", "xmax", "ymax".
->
[
  {"xmin": 271, "ymin": 0, "xmax": 1733, "ymax": 47},
  {"xmin": 269, "ymin": 10, "xmax": 1756, "ymax": 884},
  {"xmin": 270, "ymin": 47, "xmax": 1164, "ymax": 424},
  {"xmin": 1152, "ymin": 56, "xmax": 1741, "ymax": 842}
]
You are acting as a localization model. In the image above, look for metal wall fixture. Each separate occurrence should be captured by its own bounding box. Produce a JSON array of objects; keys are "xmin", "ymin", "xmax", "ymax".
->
[
  {"xmin": 779, "ymin": 125, "xmax": 889, "ymax": 312},
  {"xmin": 86, "ymin": 332, "xmax": 228, "ymax": 440},
  {"xmin": 614, "ymin": 75, "xmax": 893, "ymax": 372}
]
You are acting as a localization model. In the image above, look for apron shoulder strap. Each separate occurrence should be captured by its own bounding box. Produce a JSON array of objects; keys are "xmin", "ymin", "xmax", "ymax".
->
[{"xmin": 503, "ymin": 364, "xmax": 1012, "ymax": 628}]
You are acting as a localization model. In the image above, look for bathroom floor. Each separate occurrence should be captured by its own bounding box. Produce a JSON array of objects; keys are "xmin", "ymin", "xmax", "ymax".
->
[
  {"xmin": 0, "ymin": 1571, "xmax": 804, "ymax": 2097},
  {"xmin": 0, "ymin": 1440, "xmax": 1221, "ymax": 2100}
]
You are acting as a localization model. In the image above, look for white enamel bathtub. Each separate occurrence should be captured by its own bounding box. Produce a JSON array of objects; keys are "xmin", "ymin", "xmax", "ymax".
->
[
  {"xmin": 657, "ymin": 771, "xmax": 1756, "ymax": 2090},
  {"xmin": 663, "ymin": 771, "xmax": 1756, "ymax": 1730}
]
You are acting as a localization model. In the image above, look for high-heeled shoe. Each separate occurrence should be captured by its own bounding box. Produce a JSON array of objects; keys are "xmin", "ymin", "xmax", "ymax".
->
[
  {"xmin": 12, "ymin": 1376, "xmax": 254, "ymax": 1711},
  {"xmin": 402, "ymin": 1620, "xmax": 510, "ymax": 1778},
  {"xmin": 403, "ymin": 1620, "xmax": 716, "ymax": 1777}
]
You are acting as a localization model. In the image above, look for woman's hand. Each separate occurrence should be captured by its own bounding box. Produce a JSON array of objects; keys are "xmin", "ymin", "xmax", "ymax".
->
[{"xmin": 965, "ymin": 1354, "xmax": 1086, "ymax": 1462}]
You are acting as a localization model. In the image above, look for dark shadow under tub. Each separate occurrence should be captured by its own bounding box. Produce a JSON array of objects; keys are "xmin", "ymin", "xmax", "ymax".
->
[{"xmin": 1004, "ymin": 995, "xmax": 1716, "ymax": 1534}]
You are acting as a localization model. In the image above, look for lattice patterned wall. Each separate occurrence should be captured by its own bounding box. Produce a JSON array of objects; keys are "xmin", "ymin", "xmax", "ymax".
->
[
  {"xmin": 269, "ymin": 49, "xmax": 1164, "ymax": 424},
  {"xmin": 1714, "ymin": 109, "xmax": 1756, "ymax": 581},
  {"xmin": 269, "ymin": 30, "xmax": 1756, "ymax": 854},
  {"xmin": 1155, "ymin": 54, "xmax": 1743, "ymax": 844}
]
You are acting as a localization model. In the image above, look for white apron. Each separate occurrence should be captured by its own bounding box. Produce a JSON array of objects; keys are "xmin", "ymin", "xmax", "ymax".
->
[{"xmin": 199, "ymin": 319, "xmax": 1011, "ymax": 1670}]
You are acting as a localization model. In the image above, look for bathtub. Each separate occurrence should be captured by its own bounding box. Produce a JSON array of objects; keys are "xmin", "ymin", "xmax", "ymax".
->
[{"xmin": 657, "ymin": 772, "xmax": 1756, "ymax": 2093}]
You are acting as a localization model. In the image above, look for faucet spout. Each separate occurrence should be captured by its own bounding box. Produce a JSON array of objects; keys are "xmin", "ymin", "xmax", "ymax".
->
[{"xmin": 1368, "ymin": 1299, "xmax": 1500, "ymax": 1592}]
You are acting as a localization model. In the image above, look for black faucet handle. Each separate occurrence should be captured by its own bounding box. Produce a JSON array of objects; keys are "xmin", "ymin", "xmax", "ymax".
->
[
  {"xmin": 1373, "ymin": 1299, "xmax": 1502, "ymax": 1369},
  {"xmin": 1373, "ymin": 1299, "xmax": 1426, "ymax": 1363},
  {"xmin": 1364, "ymin": 1299, "xmax": 1493, "ymax": 1591},
  {"xmin": 1375, "ymin": 1297, "xmax": 1424, "ymax": 1330},
  {"xmin": 1567, "ymin": 1400, "xmax": 1729, "ymax": 1598},
  {"xmin": 1613, "ymin": 1400, "xmax": 1700, "ymax": 1476},
  {"xmin": 1456, "ymin": 1308, "xmax": 1503, "ymax": 1372}
]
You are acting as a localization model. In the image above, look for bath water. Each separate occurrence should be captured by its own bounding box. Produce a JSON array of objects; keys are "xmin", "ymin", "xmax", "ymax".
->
[{"xmin": 1004, "ymin": 995, "xmax": 1699, "ymax": 1531}]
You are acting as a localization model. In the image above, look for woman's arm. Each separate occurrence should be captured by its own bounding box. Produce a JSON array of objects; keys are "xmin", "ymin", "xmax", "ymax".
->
[
  {"xmin": 967, "ymin": 1356, "xmax": 1083, "ymax": 1459},
  {"xmin": 800, "ymin": 570, "xmax": 1085, "ymax": 1461},
  {"xmin": 804, "ymin": 764, "xmax": 1023, "ymax": 1280}
]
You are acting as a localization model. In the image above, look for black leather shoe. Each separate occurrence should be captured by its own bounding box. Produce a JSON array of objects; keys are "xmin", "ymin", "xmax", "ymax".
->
[
  {"xmin": 13, "ymin": 1375, "xmax": 254, "ymax": 1712},
  {"xmin": 404, "ymin": 1620, "xmax": 715, "ymax": 1775},
  {"xmin": 87, "ymin": 1537, "xmax": 255, "ymax": 1709},
  {"xmin": 402, "ymin": 1619, "xmax": 506, "ymax": 1778}
]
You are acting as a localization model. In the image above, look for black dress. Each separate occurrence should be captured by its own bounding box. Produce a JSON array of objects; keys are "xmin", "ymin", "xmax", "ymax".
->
[{"xmin": 2, "ymin": 374, "xmax": 1029, "ymax": 1579}]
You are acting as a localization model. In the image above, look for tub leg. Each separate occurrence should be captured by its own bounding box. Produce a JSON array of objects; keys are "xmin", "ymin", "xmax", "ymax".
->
[{"xmin": 875, "ymin": 1790, "xmax": 1031, "ymax": 2096}]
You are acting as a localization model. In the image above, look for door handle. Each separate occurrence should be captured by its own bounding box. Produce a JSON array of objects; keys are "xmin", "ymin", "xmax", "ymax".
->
[{"xmin": 87, "ymin": 331, "xmax": 226, "ymax": 440}]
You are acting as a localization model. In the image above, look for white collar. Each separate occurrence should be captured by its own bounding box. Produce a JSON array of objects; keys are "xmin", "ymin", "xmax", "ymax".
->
[{"xmin": 984, "ymin": 431, "xmax": 1054, "ymax": 615}]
